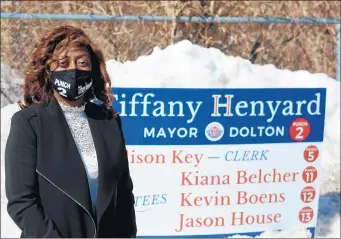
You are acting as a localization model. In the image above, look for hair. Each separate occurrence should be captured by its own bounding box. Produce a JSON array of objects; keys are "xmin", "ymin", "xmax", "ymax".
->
[{"xmin": 18, "ymin": 24, "xmax": 114, "ymax": 109}]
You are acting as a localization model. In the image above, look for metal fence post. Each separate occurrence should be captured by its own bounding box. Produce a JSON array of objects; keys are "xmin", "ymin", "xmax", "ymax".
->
[{"xmin": 336, "ymin": 24, "xmax": 340, "ymax": 82}]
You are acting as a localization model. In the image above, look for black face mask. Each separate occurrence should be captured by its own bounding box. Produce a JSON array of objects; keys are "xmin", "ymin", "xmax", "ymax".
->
[{"xmin": 51, "ymin": 69, "xmax": 93, "ymax": 101}]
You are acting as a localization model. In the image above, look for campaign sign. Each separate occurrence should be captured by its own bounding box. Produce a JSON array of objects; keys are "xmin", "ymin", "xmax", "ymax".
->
[{"xmin": 111, "ymin": 88, "xmax": 326, "ymax": 238}]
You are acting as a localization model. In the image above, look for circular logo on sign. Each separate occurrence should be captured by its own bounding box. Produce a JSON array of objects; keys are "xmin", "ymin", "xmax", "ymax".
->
[
  {"xmin": 302, "ymin": 166, "xmax": 318, "ymax": 183},
  {"xmin": 205, "ymin": 122, "xmax": 224, "ymax": 141},
  {"xmin": 299, "ymin": 206, "xmax": 314, "ymax": 224},
  {"xmin": 289, "ymin": 118, "xmax": 311, "ymax": 142},
  {"xmin": 303, "ymin": 145, "xmax": 319, "ymax": 163}
]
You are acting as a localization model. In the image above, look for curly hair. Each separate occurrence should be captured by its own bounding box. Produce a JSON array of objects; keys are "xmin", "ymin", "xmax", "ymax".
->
[{"xmin": 18, "ymin": 25, "xmax": 114, "ymax": 109}]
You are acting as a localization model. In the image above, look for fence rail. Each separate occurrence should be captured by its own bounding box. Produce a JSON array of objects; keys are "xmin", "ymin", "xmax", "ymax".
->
[
  {"xmin": 1, "ymin": 12, "xmax": 340, "ymax": 24},
  {"xmin": 1, "ymin": 12, "xmax": 340, "ymax": 81}
]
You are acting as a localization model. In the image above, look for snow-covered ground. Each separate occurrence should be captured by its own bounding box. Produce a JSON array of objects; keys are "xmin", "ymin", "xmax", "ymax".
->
[{"xmin": 1, "ymin": 40, "xmax": 340, "ymax": 238}]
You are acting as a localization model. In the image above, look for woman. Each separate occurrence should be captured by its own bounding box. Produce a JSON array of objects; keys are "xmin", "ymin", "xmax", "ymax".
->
[{"xmin": 5, "ymin": 25, "xmax": 137, "ymax": 238}]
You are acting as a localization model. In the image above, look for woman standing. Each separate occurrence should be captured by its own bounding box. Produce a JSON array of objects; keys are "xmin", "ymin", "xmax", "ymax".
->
[{"xmin": 5, "ymin": 25, "xmax": 137, "ymax": 238}]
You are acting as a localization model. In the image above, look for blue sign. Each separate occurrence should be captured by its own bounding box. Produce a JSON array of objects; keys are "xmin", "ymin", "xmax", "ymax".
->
[{"xmin": 111, "ymin": 88, "xmax": 326, "ymax": 145}]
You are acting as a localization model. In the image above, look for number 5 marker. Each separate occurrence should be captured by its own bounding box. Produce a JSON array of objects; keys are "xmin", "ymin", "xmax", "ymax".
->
[{"xmin": 304, "ymin": 145, "xmax": 319, "ymax": 163}]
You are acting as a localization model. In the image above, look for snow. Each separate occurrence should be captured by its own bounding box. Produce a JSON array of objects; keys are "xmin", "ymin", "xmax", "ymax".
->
[
  {"xmin": 0, "ymin": 64, "xmax": 23, "ymax": 108},
  {"xmin": 1, "ymin": 40, "xmax": 340, "ymax": 238}
]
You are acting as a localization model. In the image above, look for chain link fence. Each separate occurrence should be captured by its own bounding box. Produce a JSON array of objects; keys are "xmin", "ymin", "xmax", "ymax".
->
[{"xmin": 1, "ymin": 1, "xmax": 340, "ymax": 107}]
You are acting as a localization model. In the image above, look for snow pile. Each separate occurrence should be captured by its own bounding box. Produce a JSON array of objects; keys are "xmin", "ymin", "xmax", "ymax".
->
[
  {"xmin": 106, "ymin": 40, "xmax": 340, "ymax": 195},
  {"xmin": 1, "ymin": 40, "xmax": 340, "ymax": 238},
  {"xmin": 0, "ymin": 63, "xmax": 23, "ymax": 108}
]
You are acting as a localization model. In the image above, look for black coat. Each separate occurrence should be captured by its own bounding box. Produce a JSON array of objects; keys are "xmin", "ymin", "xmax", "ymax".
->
[{"xmin": 5, "ymin": 97, "xmax": 137, "ymax": 238}]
